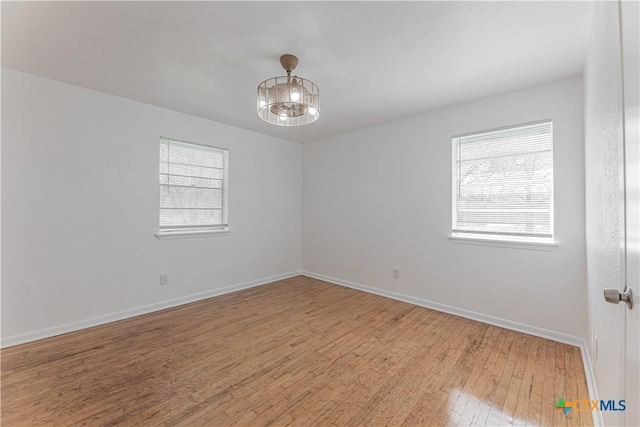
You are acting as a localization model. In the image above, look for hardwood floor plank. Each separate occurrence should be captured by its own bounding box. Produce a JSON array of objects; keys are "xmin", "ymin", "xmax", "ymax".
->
[{"xmin": 1, "ymin": 276, "xmax": 592, "ymax": 426}]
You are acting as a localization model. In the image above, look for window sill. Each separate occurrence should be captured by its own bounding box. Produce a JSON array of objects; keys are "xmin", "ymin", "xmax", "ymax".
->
[
  {"xmin": 156, "ymin": 229, "xmax": 230, "ymax": 240},
  {"xmin": 448, "ymin": 234, "xmax": 558, "ymax": 251}
]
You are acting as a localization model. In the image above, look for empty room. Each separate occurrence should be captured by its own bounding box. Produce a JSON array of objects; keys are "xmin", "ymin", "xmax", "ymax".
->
[{"xmin": 1, "ymin": 1, "xmax": 638, "ymax": 426}]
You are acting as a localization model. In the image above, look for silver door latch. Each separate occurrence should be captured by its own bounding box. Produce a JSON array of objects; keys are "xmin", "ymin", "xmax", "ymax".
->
[{"xmin": 603, "ymin": 287, "xmax": 633, "ymax": 309}]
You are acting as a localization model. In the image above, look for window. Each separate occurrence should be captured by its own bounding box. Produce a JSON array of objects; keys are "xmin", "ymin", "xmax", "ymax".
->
[
  {"xmin": 159, "ymin": 137, "xmax": 228, "ymax": 236},
  {"xmin": 451, "ymin": 120, "xmax": 553, "ymax": 244}
]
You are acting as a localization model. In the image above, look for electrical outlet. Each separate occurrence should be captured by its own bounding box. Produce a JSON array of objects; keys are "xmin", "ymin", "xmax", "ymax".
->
[
  {"xmin": 392, "ymin": 269, "xmax": 399, "ymax": 279},
  {"xmin": 160, "ymin": 274, "xmax": 169, "ymax": 286}
]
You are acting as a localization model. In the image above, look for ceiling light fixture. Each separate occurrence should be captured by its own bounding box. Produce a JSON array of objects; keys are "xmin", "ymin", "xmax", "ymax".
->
[{"xmin": 257, "ymin": 54, "xmax": 320, "ymax": 126}]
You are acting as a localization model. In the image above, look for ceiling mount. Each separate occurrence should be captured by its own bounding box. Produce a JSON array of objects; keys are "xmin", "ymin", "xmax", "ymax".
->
[
  {"xmin": 279, "ymin": 54, "xmax": 298, "ymax": 74},
  {"xmin": 257, "ymin": 54, "xmax": 320, "ymax": 127}
]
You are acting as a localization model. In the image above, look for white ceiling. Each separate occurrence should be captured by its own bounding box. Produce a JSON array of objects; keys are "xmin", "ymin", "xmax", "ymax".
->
[{"xmin": 2, "ymin": 1, "xmax": 594, "ymax": 143}]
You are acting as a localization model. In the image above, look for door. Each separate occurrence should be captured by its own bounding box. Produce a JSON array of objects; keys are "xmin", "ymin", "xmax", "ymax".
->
[
  {"xmin": 620, "ymin": 1, "xmax": 639, "ymax": 425},
  {"xmin": 604, "ymin": 2, "xmax": 639, "ymax": 425}
]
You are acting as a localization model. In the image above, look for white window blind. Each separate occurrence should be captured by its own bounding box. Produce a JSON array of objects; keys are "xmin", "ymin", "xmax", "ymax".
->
[
  {"xmin": 452, "ymin": 121, "xmax": 553, "ymax": 242},
  {"xmin": 159, "ymin": 137, "xmax": 228, "ymax": 233}
]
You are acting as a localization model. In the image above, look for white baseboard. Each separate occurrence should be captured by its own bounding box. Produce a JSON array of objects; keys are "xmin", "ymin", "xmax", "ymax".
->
[
  {"xmin": 302, "ymin": 271, "xmax": 584, "ymax": 346},
  {"xmin": 1, "ymin": 271, "xmax": 302, "ymax": 348},
  {"xmin": 579, "ymin": 340, "xmax": 604, "ymax": 427}
]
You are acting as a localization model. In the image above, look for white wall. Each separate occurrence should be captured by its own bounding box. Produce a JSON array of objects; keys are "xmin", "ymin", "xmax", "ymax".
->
[
  {"xmin": 584, "ymin": 2, "xmax": 625, "ymax": 425},
  {"xmin": 2, "ymin": 67, "xmax": 590, "ymax": 349},
  {"xmin": 1, "ymin": 68, "xmax": 302, "ymax": 346},
  {"xmin": 302, "ymin": 76, "xmax": 587, "ymax": 340}
]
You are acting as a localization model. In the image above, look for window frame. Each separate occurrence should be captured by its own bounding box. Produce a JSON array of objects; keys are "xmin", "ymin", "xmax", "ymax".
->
[
  {"xmin": 156, "ymin": 137, "xmax": 229, "ymax": 240},
  {"xmin": 449, "ymin": 120, "xmax": 557, "ymax": 250}
]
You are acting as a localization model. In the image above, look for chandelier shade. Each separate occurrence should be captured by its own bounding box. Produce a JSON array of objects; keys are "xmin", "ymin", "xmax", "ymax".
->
[{"xmin": 257, "ymin": 55, "xmax": 319, "ymax": 126}]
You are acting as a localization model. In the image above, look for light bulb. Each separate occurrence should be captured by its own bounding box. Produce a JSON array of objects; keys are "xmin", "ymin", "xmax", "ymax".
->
[
  {"xmin": 290, "ymin": 91, "xmax": 300, "ymax": 102},
  {"xmin": 279, "ymin": 115, "xmax": 287, "ymax": 121},
  {"xmin": 308, "ymin": 107, "xmax": 317, "ymax": 116},
  {"xmin": 259, "ymin": 100, "xmax": 266, "ymax": 108}
]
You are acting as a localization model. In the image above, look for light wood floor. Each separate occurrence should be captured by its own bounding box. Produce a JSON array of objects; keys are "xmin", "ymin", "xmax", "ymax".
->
[{"xmin": 1, "ymin": 276, "xmax": 592, "ymax": 426}]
